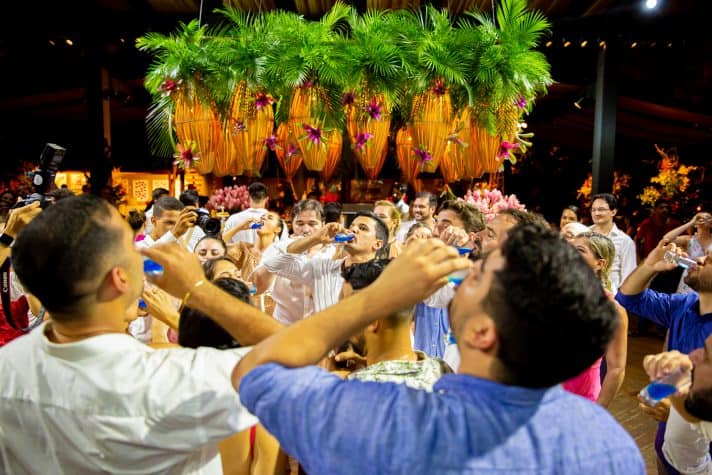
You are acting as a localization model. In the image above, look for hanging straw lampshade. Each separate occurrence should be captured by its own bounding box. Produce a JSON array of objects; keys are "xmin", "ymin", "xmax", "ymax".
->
[
  {"xmin": 411, "ymin": 80, "xmax": 452, "ymax": 173},
  {"xmin": 220, "ymin": 82, "xmax": 274, "ymax": 177},
  {"xmin": 395, "ymin": 126, "xmax": 421, "ymax": 190},
  {"xmin": 346, "ymin": 93, "xmax": 390, "ymax": 180},
  {"xmin": 321, "ymin": 130, "xmax": 343, "ymax": 182},
  {"xmin": 289, "ymin": 85, "xmax": 332, "ymax": 172},
  {"xmin": 275, "ymin": 123, "xmax": 303, "ymax": 179},
  {"xmin": 173, "ymin": 91, "xmax": 220, "ymax": 175},
  {"xmin": 440, "ymin": 141, "xmax": 465, "ymax": 184}
]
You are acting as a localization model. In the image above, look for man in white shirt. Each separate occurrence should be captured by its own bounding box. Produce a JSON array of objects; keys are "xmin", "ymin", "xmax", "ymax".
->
[
  {"xmin": 1, "ymin": 195, "xmax": 283, "ymax": 474},
  {"xmin": 253, "ymin": 199, "xmax": 333, "ymax": 324},
  {"xmin": 260, "ymin": 211, "xmax": 388, "ymax": 313},
  {"xmin": 137, "ymin": 196, "xmax": 198, "ymax": 250},
  {"xmin": 224, "ymin": 182, "xmax": 269, "ymax": 244},
  {"xmin": 395, "ymin": 191, "xmax": 437, "ymax": 242},
  {"xmin": 589, "ymin": 193, "xmax": 637, "ymax": 291}
]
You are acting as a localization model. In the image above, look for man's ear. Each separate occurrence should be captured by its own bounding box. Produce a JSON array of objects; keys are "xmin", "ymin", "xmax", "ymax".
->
[
  {"xmin": 459, "ymin": 314, "xmax": 498, "ymax": 352},
  {"xmin": 367, "ymin": 321, "xmax": 380, "ymax": 333},
  {"xmin": 109, "ymin": 266, "xmax": 130, "ymax": 294}
]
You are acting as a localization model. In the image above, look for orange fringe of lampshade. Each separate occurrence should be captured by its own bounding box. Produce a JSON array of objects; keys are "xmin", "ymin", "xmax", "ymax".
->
[
  {"xmin": 321, "ymin": 130, "xmax": 343, "ymax": 182},
  {"xmin": 173, "ymin": 91, "xmax": 220, "ymax": 175},
  {"xmin": 346, "ymin": 94, "xmax": 390, "ymax": 180},
  {"xmin": 396, "ymin": 126, "xmax": 421, "ymax": 189},
  {"xmin": 441, "ymin": 141, "xmax": 465, "ymax": 183},
  {"xmin": 289, "ymin": 86, "xmax": 333, "ymax": 172},
  {"xmin": 217, "ymin": 82, "xmax": 274, "ymax": 177},
  {"xmin": 411, "ymin": 87, "xmax": 452, "ymax": 173},
  {"xmin": 275, "ymin": 123, "xmax": 303, "ymax": 179}
]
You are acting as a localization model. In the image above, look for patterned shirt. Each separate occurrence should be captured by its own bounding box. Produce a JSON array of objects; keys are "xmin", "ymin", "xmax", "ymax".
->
[{"xmin": 347, "ymin": 351, "xmax": 451, "ymax": 391}]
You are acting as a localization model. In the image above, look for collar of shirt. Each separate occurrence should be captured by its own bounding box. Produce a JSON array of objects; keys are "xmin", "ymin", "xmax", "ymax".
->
[
  {"xmin": 433, "ymin": 373, "xmax": 560, "ymax": 405},
  {"xmin": 39, "ymin": 322, "xmax": 149, "ymax": 361},
  {"xmin": 590, "ymin": 222, "xmax": 622, "ymax": 237}
]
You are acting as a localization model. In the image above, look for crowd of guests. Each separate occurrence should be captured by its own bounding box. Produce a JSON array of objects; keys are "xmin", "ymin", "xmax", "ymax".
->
[{"xmin": 0, "ymin": 180, "xmax": 710, "ymax": 474}]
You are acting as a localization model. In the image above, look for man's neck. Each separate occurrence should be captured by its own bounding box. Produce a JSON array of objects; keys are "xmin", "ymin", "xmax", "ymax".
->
[
  {"xmin": 418, "ymin": 217, "xmax": 435, "ymax": 228},
  {"xmin": 254, "ymin": 233, "xmax": 275, "ymax": 251},
  {"xmin": 457, "ymin": 348, "xmax": 501, "ymax": 381},
  {"xmin": 592, "ymin": 221, "xmax": 614, "ymax": 235},
  {"xmin": 345, "ymin": 252, "xmax": 376, "ymax": 265},
  {"xmin": 250, "ymin": 201, "xmax": 267, "ymax": 210},
  {"xmin": 366, "ymin": 326, "xmax": 417, "ymax": 366},
  {"xmin": 47, "ymin": 313, "xmax": 127, "ymax": 344}
]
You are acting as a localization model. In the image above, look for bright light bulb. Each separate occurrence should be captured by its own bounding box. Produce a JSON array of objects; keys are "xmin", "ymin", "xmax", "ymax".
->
[{"xmin": 645, "ymin": 0, "xmax": 658, "ymax": 9}]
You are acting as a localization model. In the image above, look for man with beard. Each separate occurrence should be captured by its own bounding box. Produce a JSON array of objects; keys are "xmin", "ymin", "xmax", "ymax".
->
[
  {"xmin": 617, "ymin": 239, "xmax": 712, "ymax": 474},
  {"xmin": 395, "ymin": 192, "xmax": 437, "ymax": 242}
]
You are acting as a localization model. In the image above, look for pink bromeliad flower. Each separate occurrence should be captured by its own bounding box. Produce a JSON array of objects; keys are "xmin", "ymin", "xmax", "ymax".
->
[
  {"xmin": 354, "ymin": 132, "xmax": 374, "ymax": 150},
  {"xmin": 413, "ymin": 147, "xmax": 432, "ymax": 165},
  {"xmin": 364, "ymin": 97, "xmax": 382, "ymax": 121},
  {"xmin": 515, "ymin": 96, "xmax": 527, "ymax": 109},
  {"xmin": 497, "ymin": 141, "xmax": 519, "ymax": 159},
  {"xmin": 302, "ymin": 123, "xmax": 323, "ymax": 145},
  {"xmin": 173, "ymin": 141, "xmax": 200, "ymax": 170},
  {"xmin": 263, "ymin": 135, "xmax": 278, "ymax": 151},
  {"xmin": 157, "ymin": 78, "xmax": 181, "ymax": 96},
  {"xmin": 255, "ymin": 92, "xmax": 275, "ymax": 110},
  {"xmin": 233, "ymin": 119, "xmax": 247, "ymax": 134},
  {"xmin": 286, "ymin": 144, "xmax": 300, "ymax": 158},
  {"xmin": 431, "ymin": 79, "xmax": 447, "ymax": 96}
]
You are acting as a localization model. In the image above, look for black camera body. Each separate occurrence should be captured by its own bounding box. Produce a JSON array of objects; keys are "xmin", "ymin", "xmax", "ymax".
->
[
  {"xmin": 194, "ymin": 208, "xmax": 221, "ymax": 235},
  {"xmin": 14, "ymin": 143, "xmax": 66, "ymax": 209}
]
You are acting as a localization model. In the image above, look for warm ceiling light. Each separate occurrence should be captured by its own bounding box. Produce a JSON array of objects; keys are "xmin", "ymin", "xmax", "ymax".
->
[
  {"xmin": 65, "ymin": 39, "xmax": 73, "ymax": 46},
  {"xmin": 599, "ymin": 40, "xmax": 607, "ymax": 48},
  {"xmin": 667, "ymin": 42, "xmax": 673, "ymax": 47},
  {"xmin": 48, "ymin": 40, "xmax": 55, "ymax": 46},
  {"xmin": 631, "ymin": 42, "xmax": 638, "ymax": 48},
  {"xmin": 580, "ymin": 40, "xmax": 588, "ymax": 47},
  {"xmin": 573, "ymin": 97, "xmax": 584, "ymax": 110},
  {"xmin": 120, "ymin": 37, "xmax": 126, "ymax": 44},
  {"xmin": 563, "ymin": 40, "xmax": 571, "ymax": 48},
  {"xmin": 645, "ymin": 0, "xmax": 658, "ymax": 9},
  {"xmin": 545, "ymin": 40, "xmax": 553, "ymax": 47}
]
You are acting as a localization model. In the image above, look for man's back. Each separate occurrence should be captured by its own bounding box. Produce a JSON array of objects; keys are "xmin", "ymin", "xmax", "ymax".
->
[
  {"xmin": 0, "ymin": 324, "xmax": 256, "ymax": 474},
  {"xmin": 241, "ymin": 365, "xmax": 645, "ymax": 474}
]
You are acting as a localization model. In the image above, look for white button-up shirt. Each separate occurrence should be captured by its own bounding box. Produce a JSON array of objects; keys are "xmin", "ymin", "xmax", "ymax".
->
[
  {"xmin": 0, "ymin": 323, "xmax": 256, "ymax": 474},
  {"xmin": 224, "ymin": 208, "xmax": 267, "ymax": 244},
  {"xmin": 663, "ymin": 406, "xmax": 712, "ymax": 475},
  {"xmin": 590, "ymin": 223, "xmax": 637, "ymax": 291},
  {"xmin": 259, "ymin": 240, "xmax": 344, "ymax": 313}
]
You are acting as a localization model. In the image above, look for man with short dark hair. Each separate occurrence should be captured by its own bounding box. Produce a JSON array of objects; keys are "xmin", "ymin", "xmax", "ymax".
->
[
  {"xmin": 260, "ymin": 211, "xmax": 388, "ymax": 312},
  {"xmin": 139, "ymin": 196, "xmax": 197, "ymax": 249},
  {"xmin": 224, "ymin": 182, "xmax": 271, "ymax": 244},
  {"xmin": 396, "ymin": 191, "xmax": 437, "ymax": 241},
  {"xmin": 339, "ymin": 259, "xmax": 452, "ymax": 391},
  {"xmin": 590, "ymin": 193, "xmax": 637, "ymax": 290},
  {"xmin": 144, "ymin": 187, "xmax": 169, "ymax": 236}
]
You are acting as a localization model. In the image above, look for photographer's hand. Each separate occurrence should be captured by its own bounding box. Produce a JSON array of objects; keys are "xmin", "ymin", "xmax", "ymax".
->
[
  {"xmin": 3, "ymin": 201, "xmax": 41, "ymax": 239},
  {"xmin": 172, "ymin": 207, "xmax": 197, "ymax": 238}
]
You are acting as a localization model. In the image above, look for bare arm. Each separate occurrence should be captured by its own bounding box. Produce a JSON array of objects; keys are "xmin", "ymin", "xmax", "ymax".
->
[
  {"xmin": 286, "ymin": 222, "xmax": 343, "ymax": 255},
  {"xmin": 619, "ymin": 238, "xmax": 678, "ymax": 295},
  {"xmin": 223, "ymin": 216, "xmax": 262, "ymax": 243},
  {"xmin": 231, "ymin": 241, "xmax": 469, "ymax": 389},
  {"xmin": 662, "ymin": 214, "xmax": 699, "ymax": 243},
  {"xmin": 598, "ymin": 302, "xmax": 628, "ymax": 407}
]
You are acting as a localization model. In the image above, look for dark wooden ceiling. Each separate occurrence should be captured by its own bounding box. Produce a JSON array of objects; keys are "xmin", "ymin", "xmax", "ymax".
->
[{"xmin": 0, "ymin": 0, "xmax": 710, "ymax": 172}]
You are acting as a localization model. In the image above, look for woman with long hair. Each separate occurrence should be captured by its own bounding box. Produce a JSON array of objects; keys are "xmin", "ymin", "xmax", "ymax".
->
[
  {"xmin": 663, "ymin": 211, "xmax": 712, "ymax": 293},
  {"xmin": 565, "ymin": 232, "xmax": 628, "ymax": 407},
  {"xmin": 374, "ymin": 200, "xmax": 403, "ymax": 258}
]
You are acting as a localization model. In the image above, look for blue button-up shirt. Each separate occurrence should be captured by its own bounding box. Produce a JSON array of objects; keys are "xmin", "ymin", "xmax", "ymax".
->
[
  {"xmin": 413, "ymin": 303, "xmax": 450, "ymax": 358},
  {"xmin": 615, "ymin": 289, "xmax": 712, "ymax": 353},
  {"xmin": 240, "ymin": 364, "xmax": 644, "ymax": 475}
]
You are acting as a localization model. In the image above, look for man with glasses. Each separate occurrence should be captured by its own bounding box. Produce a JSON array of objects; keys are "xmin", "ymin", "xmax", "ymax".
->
[{"xmin": 590, "ymin": 193, "xmax": 637, "ymax": 291}]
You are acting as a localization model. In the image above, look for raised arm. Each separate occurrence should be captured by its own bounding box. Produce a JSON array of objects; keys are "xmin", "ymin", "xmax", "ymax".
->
[
  {"xmin": 222, "ymin": 216, "xmax": 262, "ymax": 243},
  {"xmin": 663, "ymin": 213, "xmax": 703, "ymax": 245},
  {"xmin": 286, "ymin": 222, "xmax": 343, "ymax": 255},
  {"xmin": 619, "ymin": 238, "xmax": 677, "ymax": 296}
]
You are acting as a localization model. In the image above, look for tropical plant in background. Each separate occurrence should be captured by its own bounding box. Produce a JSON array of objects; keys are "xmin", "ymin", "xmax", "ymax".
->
[
  {"xmin": 576, "ymin": 171, "xmax": 631, "ymax": 202},
  {"xmin": 136, "ymin": 0, "xmax": 552, "ymax": 184}
]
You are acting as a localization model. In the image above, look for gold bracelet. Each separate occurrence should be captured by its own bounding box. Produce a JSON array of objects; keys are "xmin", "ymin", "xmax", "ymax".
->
[{"xmin": 178, "ymin": 279, "xmax": 207, "ymax": 313}]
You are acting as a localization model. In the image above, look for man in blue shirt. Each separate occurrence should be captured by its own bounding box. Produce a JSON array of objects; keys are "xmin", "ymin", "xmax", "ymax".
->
[
  {"xmin": 616, "ymin": 237, "xmax": 712, "ymax": 474},
  {"xmin": 219, "ymin": 225, "xmax": 643, "ymax": 474}
]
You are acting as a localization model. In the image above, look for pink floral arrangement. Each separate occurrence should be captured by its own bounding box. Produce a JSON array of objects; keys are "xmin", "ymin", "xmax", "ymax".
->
[
  {"xmin": 206, "ymin": 185, "xmax": 250, "ymax": 214},
  {"xmin": 460, "ymin": 188, "xmax": 526, "ymax": 221}
]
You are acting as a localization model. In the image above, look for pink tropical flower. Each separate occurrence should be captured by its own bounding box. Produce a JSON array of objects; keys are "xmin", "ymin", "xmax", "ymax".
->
[
  {"xmin": 286, "ymin": 144, "xmax": 300, "ymax": 158},
  {"xmin": 497, "ymin": 141, "xmax": 518, "ymax": 159},
  {"xmin": 233, "ymin": 119, "xmax": 247, "ymax": 134},
  {"xmin": 461, "ymin": 188, "xmax": 526, "ymax": 222},
  {"xmin": 173, "ymin": 141, "xmax": 200, "ymax": 170},
  {"xmin": 354, "ymin": 132, "xmax": 374, "ymax": 150},
  {"xmin": 263, "ymin": 135, "xmax": 278, "ymax": 151},
  {"xmin": 413, "ymin": 147, "xmax": 432, "ymax": 164},
  {"xmin": 431, "ymin": 79, "xmax": 447, "ymax": 96},
  {"xmin": 342, "ymin": 92, "xmax": 356, "ymax": 107},
  {"xmin": 255, "ymin": 92, "xmax": 275, "ymax": 110},
  {"xmin": 364, "ymin": 97, "xmax": 382, "ymax": 121},
  {"xmin": 302, "ymin": 123, "xmax": 323, "ymax": 145},
  {"xmin": 301, "ymin": 79, "xmax": 314, "ymax": 88},
  {"xmin": 515, "ymin": 96, "xmax": 527, "ymax": 109},
  {"xmin": 157, "ymin": 78, "xmax": 182, "ymax": 97}
]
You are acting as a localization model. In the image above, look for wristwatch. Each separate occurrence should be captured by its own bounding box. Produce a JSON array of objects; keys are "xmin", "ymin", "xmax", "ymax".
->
[{"xmin": 0, "ymin": 233, "xmax": 14, "ymax": 247}]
